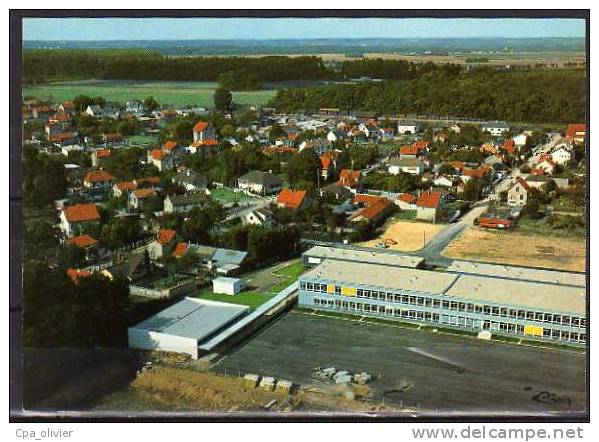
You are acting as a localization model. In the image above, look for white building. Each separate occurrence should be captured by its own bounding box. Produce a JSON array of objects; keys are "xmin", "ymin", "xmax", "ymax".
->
[
  {"xmin": 550, "ymin": 147, "xmax": 573, "ymax": 166},
  {"xmin": 482, "ymin": 121, "xmax": 510, "ymax": 137},
  {"xmin": 397, "ymin": 122, "xmax": 419, "ymax": 135},
  {"xmin": 212, "ymin": 277, "xmax": 244, "ymax": 296}
]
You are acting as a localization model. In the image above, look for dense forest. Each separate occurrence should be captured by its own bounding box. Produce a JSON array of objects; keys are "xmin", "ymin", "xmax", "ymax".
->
[
  {"xmin": 269, "ymin": 69, "xmax": 587, "ymax": 123},
  {"xmin": 22, "ymin": 49, "xmax": 330, "ymax": 87}
]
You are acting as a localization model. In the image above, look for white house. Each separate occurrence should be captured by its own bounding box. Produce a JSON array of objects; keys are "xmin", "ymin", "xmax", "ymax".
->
[
  {"xmin": 397, "ymin": 122, "xmax": 419, "ymax": 135},
  {"xmin": 550, "ymin": 146, "xmax": 573, "ymax": 166},
  {"xmin": 388, "ymin": 157, "xmax": 425, "ymax": 176},
  {"xmin": 433, "ymin": 175, "xmax": 454, "ymax": 188},
  {"xmin": 507, "ymin": 177, "xmax": 530, "ymax": 207},
  {"xmin": 212, "ymin": 277, "xmax": 244, "ymax": 296},
  {"xmin": 243, "ymin": 208, "xmax": 274, "ymax": 227},
  {"xmin": 512, "ymin": 133, "xmax": 529, "ymax": 148},
  {"xmin": 482, "ymin": 121, "xmax": 510, "ymax": 137}
]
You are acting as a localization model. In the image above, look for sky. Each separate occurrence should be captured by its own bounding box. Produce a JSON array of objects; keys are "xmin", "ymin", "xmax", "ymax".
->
[{"xmin": 22, "ymin": 17, "xmax": 586, "ymax": 41}]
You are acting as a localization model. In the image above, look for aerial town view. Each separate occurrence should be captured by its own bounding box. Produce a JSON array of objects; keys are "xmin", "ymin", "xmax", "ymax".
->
[{"xmin": 16, "ymin": 15, "xmax": 587, "ymax": 418}]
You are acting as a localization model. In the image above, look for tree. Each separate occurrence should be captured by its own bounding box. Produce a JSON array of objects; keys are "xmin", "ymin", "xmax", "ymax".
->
[
  {"xmin": 268, "ymin": 123, "xmax": 286, "ymax": 141},
  {"xmin": 220, "ymin": 124, "xmax": 236, "ymax": 139},
  {"xmin": 285, "ymin": 148, "xmax": 321, "ymax": 187},
  {"xmin": 214, "ymin": 88, "xmax": 233, "ymax": 112},
  {"xmin": 462, "ymin": 178, "xmax": 485, "ymax": 202},
  {"xmin": 438, "ymin": 162, "xmax": 456, "ymax": 176},
  {"xmin": 143, "ymin": 96, "xmax": 159, "ymax": 112}
]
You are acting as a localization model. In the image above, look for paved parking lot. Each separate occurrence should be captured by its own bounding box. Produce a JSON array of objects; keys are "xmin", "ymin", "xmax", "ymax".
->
[{"xmin": 214, "ymin": 310, "xmax": 587, "ymax": 415}]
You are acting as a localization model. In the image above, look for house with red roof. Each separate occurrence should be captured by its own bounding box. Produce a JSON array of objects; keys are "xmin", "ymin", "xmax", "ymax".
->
[
  {"xmin": 319, "ymin": 151, "xmax": 339, "ymax": 179},
  {"xmin": 66, "ymin": 268, "xmax": 93, "ymax": 284},
  {"xmin": 399, "ymin": 145, "xmax": 419, "ymax": 158},
  {"xmin": 502, "ymin": 139, "xmax": 517, "ymax": 155},
  {"xmin": 350, "ymin": 197, "xmax": 394, "ymax": 225},
  {"xmin": 83, "ymin": 169, "xmax": 115, "ymax": 190},
  {"xmin": 60, "ymin": 203, "xmax": 101, "ymax": 237},
  {"xmin": 68, "ymin": 234, "xmax": 100, "ymax": 260},
  {"xmin": 148, "ymin": 148, "xmax": 175, "ymax": 172},
  {"xmin": 416, "ymin": 191, "xmax": 442, "ymax": 223},
  {"xmin": 337, "ymin": 169, "xmax": 361, "ymax": 189},
  {"xmin": 148, "ymin": 229, "xmax": 178, "ymax": 259},
  {"xmin": 565, "ymin": 123, "xmax": 586, "ymax": 145},
  {"xmin": 91, "ymin": 148, "xmax": 112, "ymax": 167},
  {"xmin": 276, "ymin": 188, "xmax": 308, "ymax": 210},
  {"xmin": 113, "ymin": 181, "xmax": 137, "ymax": 198},
  {"xmin": 396, "ymin": 193, "xmax": 418, "ymax": 210},
  {"xmin": 128, "ymin": 187, "xmax": 159, "ymax": 211},
  {"xmin": 192, "ymin": 120, "xmax": 217, "ymax": 144},
  {"xmin": 536, "ymin": 154, "xmax": 557, "ymax": 175},
  {"xmin": 507, "ymin": 177, "xmax": 531, "ymax": 207}
]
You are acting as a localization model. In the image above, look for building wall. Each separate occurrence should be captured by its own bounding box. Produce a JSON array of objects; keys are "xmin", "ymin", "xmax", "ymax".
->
[
  {"xmin": 416, "ymin": 206, "xmax": 437, "ymax": 223},
  {"xmin": 507, "ymin": 185, "xmax": 527, "ymax": 207},
  {"xmin": 298, "ymin": 277, "xmax": 586, "ymax": 346},
  {"xmin": 128, "ymin": 328, "xmax": 199, "ymax": 359}
]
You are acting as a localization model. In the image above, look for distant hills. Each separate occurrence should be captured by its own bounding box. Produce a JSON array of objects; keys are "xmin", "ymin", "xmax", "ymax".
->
[{"xmin": 23, "ymin": 37, "xmax": 585, "ymax": 56}]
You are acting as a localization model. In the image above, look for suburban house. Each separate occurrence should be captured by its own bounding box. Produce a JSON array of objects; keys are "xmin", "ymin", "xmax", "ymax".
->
[
  {"xmin": 68, "ymin": 234, "xmax": 100, "ymax": 260},
  {"xmin": 461, "ymin": 167, "xmax": 491, "ymax": 183},
  {"xmin": 565, "ymin": 123, "xmax": 586, "ymax": 145},
  {"xmin": 350, "ymin": 197, "xmax": 394, "ymax": 225},
  {"xmin": 416, "ymin": 191, "xmax": 442, "ymax": 223},
  {"xmin": 128, "ymin": 188, "xmax": 159, "ymax": 211},
  {"xmin": 163, "ymin": 193, "xmax": 209, "ymax": 214},
  {"xmin": 507, "ymin": 177, "xmax": 530, "ymax": 207},
  {"xmin": 147, "ymin": 149, "xmax": 175, "ymax": 172},
  {"xmin": 237, "ymin": 170, "xmax": 284, "ymax": 196},
  {"xmin": 319, "ymin": 151, "xmax": 339, "ymax": 179},
  {"xmin": 126, "ymin": 100, "xmax": 145, "ymax": 115},
  {"xmin": 481, "ymin": 121, "xmax": 510, "ymax": 137},
  {"xmin": 85, "ymin": 105, "xmax": 104, "ymax": 118},
  {"xmin": 337, "ymin": 169, "xmax": 361, "ymax": 189},
  {"xmin": 433, "ymin": 175, "xmax": 454, "ymax": 188},
  {"xmin": 91, "ymin": 149, "xmax": 112, "ymax": 167},
  {"xmin": 512, "ymin": 133, "xmax": 529, "ymax": 148},
  {"xmin": 83, "ymin": 170, "xmax": 115, "ymax": 190},
  {"xmin": 388, "ymin": 157, "xmax": 425, "ymax": 176},
  {"xmin": 397, "ymin": 121, "xmax": 419, "ymax": 135},
  {"xmin": 550, "ymin": 146, "xmax": 573, "ymax": 166},
  {"xmin": 536, "ymin": 155, "xmax": 557, "ymax": 175},
  {"xmin": 502, "ymin": 139, "xmax": 517, "ymax": 156},
  {"xmin": 172, "ymin": 168, "xmax": 209, "ymax": 193},
  {"xmin": 276, "ymin": 188, "xmax": 308, "ymax": 210},
  {"xmin": 59, "ymin": 101, "xmax": 76, "ymax": 114},
  {"xmin": 113, "ymin": 181, "xmax": 138, "ymax": 198},
  {"xmin": 60, "ymin": 203, "xmax": 101, "ymax": 237},
  {"xmin": 192, "ymin": 120, "xmax": 217, "ymax": 143},
  {"xmin": 396, "ymin": 193, "xmax": 417, "ymax": 210},
  {"xmin": 243, "ymin": 208, "xmax": 274, "ymax": 227},
  {"xmin": 148, "ymin": 229, "xmax": 177, "ymax": 260},
  {"xmin": 162, "ymin": 140, "xmax": 183, "ymax": 157},
  {"xmin": 399, "ymin": 145, "xmax": 419, "ymax": 158}
]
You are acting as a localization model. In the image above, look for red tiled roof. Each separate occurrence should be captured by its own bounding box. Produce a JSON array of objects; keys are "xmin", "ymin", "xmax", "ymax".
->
[
  {"xmin": 62, "ymin": 101, "xmax": 75, "ymax": 109},
  {"xmin": 277, "ymin": 188, "xmax": 307, "ymax": 210},
  {"xmin": 69, "ymin": 234, "xmax": 99, "ymax": 249},
  {"xmin": 337, "ymin": 169, "xmax": 361, "ymax": 187},
  {"xmin": 262, "ymin": 145, "xmax": 297, "ymax": 155},
  {"xmin": 566, "ymin": 123, "xmax": 586, "ymax": 138},
  {"xmin": 95, "ymin": 149, "xmax": 111, "ymax": 158},
  {"xmin": 116, "ymin": 181, "xmax": 137, "ymax": 192},
  {"xmin": 353, "ymin": 194, "xmax": 383, "ymax": 206},
  {"xmin": 400, "ymin": 146, "xmax": 419, "ymax": 156},
  {"xmin": 156, "ymin": 229, "xmax": 176, "ymax": 246},
  {"xmin": 511, "ymin": 177, "xmax": 531, "ymax": 191},
  {"xmin": 356, "ymin": 198, "xmax": 392, "ymax": 221},
  {"xmin": 84, "ymin": 170, "xmax": 114, "ymax": 183},
  {"xmin": 398, "ymin": 193, "xmax": 417, "ymax": 204},
  {"xmin": 63, "ymin": 204, "xmax": 100, "ymax": 223},
  {"xmin": 150, "ymin": 149, "xmax": 166, "ymax": 160},
  {"xmin": 190, "ymin": 139, "xmax": 219, "ymax": 148},
  {"xmin": 66, "ymin": 268, "xmax": 92, "ymax": 283},
  {"xmin": 462, "ymin": 168, "xmax": 487, "ymax": 179},
  {"xmin": 133, "ymin": 188, "xmax": 157, "ymax": 198},
  {"xmin": 319, "ymin": 151, "xmax": 338, "ymax": 170},
  {"xmin": 416, "ymin": 191, "xmax": 442, "ymax": 209},
  {"xmin": 172, "ymin": 242, "xmax": 189, "ymax": 258},
  {"xmin": 163, "ymin": 140, "xmax": 178, "ymax": 151},
  {"xmin": 136, "ymin": 176, "xmax": 161, "ymax": 185},
  {"xmin": 412, "ymin": 141, "xmax": 429, "ymax": 150},
  {"xmin": 450, "ymin": 161, "xmax": 464, "ymax": 171},
  {"xmin": 49, "ymin": 132, "xmax": 77, "ymax": 142},
  {"xmin": 193, "ymin": 121, "xmax": 209, "ymax": 132},
  {"xmin": 502, "ymin": 139, "xmax": 516, "ymax": 155}
]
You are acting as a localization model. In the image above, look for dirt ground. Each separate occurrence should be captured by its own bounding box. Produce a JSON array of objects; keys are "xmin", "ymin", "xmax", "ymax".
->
[
  {"xmin": 442, "ymin": 228, "xmax": 586, "ymax": 272},
  {"xmin": 361, "ymin": 220, "xmax": 444, "ymax": 252},
  {"xmin": 95, "ymin": 365, "xmax": 392, "ymax": 413}
]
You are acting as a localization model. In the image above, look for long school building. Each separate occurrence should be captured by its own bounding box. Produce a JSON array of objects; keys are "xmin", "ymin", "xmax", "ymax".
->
[{"xmin": 298, "ymin": 254, "xmax": 586, "ymax": 346}]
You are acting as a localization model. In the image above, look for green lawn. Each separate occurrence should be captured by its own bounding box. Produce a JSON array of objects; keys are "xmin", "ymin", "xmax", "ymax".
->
[
  {"xmin": 210, "ymin": 187, "xmax": 255, "ymax": 204},
  {"xmin": 196, "ymin": 290, "xmax": 277, "ymax": 309},
  {"xmin": 389, "ymin": 210, "xmax": 417, "ymax": 221},
  {"xmin": 127, "ymin": 134, "xmax": 159, "ymax": 147},
  {"xmin": 516, "ymin": 215, "xmax": 586, "ymax": 239},
  {"xmin": 23, "ymin": 79, "xmax": 277, "ymax": 107}
]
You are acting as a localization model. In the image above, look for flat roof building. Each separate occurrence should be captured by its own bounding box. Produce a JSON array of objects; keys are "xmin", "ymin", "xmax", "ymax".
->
[
  {"xmin": 302, "ymin": 245, "xmax": 425, "ymax": 269},
  {"xmin": 128, "ymin": 298, "xmax": 249, "ymax": 359},
  {"xmin": 299, "ymin": 258, "xmax": 586, "ymax": 346}
]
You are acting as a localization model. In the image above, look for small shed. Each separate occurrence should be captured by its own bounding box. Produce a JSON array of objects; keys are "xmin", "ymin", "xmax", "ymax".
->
[{"xmin": 213, "ymin": 277, "xmax": 243, "ymax": 296}]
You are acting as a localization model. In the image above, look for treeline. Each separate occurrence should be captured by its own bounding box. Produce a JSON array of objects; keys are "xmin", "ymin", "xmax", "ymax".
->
[
  {"xmin": 23, "ymin": 49, "xmax": 470, "ymax": 90},
  {"xmin": 269, "ymin": 69, "xmax": 586, "ymax": 123},
  {"xmin": 340, "ymin": 59, "xmax": 461, "ymax": 80},
  {"xmin": 22, "ymin": 50, "xmax": 330, "ymax": 87}
]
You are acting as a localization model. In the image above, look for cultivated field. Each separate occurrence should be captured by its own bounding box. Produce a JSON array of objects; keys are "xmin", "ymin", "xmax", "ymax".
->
[
  {"xmin": 361, "ymin": 217, "xmax": 444, "ymax": 252},
  {"xmin": 23, "ymin": 80, "xmax": 276, "ymax": 107},
  {"xmin": 442, "ymin": 227, "xmax": 586, "ymax": 272}
]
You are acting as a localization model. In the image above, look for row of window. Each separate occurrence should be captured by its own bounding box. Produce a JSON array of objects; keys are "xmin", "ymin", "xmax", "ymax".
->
[
  {"xmin": 300, "ymin": 281, "xmax": 585, "ymax": 328},
  {"xmin": 311, "ymin": 298, "xmax": 587, "ymax": 343}
]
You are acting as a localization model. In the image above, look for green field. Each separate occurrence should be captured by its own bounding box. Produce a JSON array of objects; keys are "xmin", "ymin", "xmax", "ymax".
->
[
  {"xmin": 23, "ymin": 80, "xmax": 277, "ymax": 107},
  {"xmin": 210, "ymin": 187, "xmax": 256, "ymax": 204}
]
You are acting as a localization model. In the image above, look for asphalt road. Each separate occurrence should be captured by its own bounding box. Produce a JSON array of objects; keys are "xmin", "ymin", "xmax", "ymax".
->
[{"xmin": 214, "ymin": 311, "xmax": 586, "ymax": 415}]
